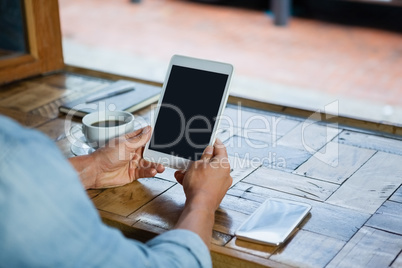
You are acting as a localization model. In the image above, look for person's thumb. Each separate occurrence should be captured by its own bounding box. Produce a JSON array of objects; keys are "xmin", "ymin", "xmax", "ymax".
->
[
  {"xmin": 125, "ymin": 126, "xmax": 152, "ymax": 150},
  {"xmin": 200, "ymin": 145, "xmax": 214, "ymax": 162}
]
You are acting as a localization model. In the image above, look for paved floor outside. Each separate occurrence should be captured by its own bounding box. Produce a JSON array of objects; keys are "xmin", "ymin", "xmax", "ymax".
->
[{"xmin": 59, "ymin": 0, "xmax": 402, "ymax": 125}]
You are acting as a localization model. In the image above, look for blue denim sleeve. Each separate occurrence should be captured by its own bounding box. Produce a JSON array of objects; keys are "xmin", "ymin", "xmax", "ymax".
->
[{"xmin": 0, "ymin": 116, "xmax": 211, "ymax": 268}]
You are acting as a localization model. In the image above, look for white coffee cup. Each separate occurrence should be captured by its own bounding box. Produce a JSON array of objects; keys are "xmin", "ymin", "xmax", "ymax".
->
[{"xmin": 80, "ymin": 110, "xmax": 135, "ymax": 149}]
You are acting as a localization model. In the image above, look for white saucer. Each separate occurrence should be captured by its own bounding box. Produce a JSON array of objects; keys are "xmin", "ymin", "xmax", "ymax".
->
[{"xmin": 70, "ymin": 133, "xmax": 95, "ymax": 156}]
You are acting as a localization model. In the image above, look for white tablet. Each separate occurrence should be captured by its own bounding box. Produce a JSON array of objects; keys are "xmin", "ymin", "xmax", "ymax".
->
[{"xmin": 143, "ymin": 55, "xmax": 233, "ymax": 170}]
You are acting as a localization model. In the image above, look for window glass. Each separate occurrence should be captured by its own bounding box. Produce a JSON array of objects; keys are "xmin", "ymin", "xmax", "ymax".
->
[{"xmin": 0, "ymin": 0, "xmax": 27, "ymax": 59}]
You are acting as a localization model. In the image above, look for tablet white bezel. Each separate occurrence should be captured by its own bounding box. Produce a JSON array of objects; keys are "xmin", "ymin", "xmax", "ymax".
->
[{"xmin": 143, "ymin": 54, "xmax": 233, "ymax": 170}]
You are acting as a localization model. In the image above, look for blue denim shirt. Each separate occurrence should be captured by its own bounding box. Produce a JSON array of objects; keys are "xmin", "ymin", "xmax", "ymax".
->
[{"xmin": 0, "ymin": 116, "xmax": 211, "ymax": 267}]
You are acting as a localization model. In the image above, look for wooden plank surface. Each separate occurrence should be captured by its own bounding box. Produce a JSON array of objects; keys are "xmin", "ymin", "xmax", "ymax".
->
[
  {"xmin": 228, "ymin": 155, "xmax": 261, "ymax": 186},
  {"xmin": 0, "ymin": 107, "xmax": 50, "ymax": 128},
  {"xmin": 132, "ymin": 220, "xmax": 234, "ymax": 246},
  {"xmin": 132, "ymin": 220, "xmax": 167, "ymax": 235},
  {"xmin": 366, "ymin": 200, "xmax": 402, "ymax": 235},
  {"xmin": 277, "ymin": 120, "xmax": 341, "ymax": 152},
  {"xmin": 30, "ymin": 81, "xmax": 107, "ymax": 119},
  {"xmin": 228, "ymin": 182, "xmax": 370, "ymax": 242},
  {"xmin": 93, "ymin": 177, "xmax": 174, "ymax": 217},
  {"xmin": 126, "ymin": 185, "xmax": 243, "ymax": 243},
  {"xmin": 86, "ymin": 189, "xmax": 104, "ymax": 199},
  {"xmin": 294, "ymin": 142, "xmax": 376, "ymax": 184},
  {"xmin": 243, "ymin": 166, "xmax": 338, "ymax": 201},
  {"xmin": 269, "ymin": 229, "xmax": 345, "ymax": 268},
  {"xmin": 327, "ymin": 152, "xmax": 402, "ymax": 214},
  {"xmin": 0, "ymin": 71, "xmax": 108, "ymax": 122},
  {"xmin": 391, "ymin": 251, "xmax": 402, "ymax": 268},
  {"xmin": 0, "ymin": 83, "xmax": 68, "ymax": 112},
  {"xmin": 390, "ymin": 186, "xmax": 402, "ymax": 203},
  {"xmin": 30, "ymin": 73, "xmax": 108, "ymax": 90},
  {"xmin": 36, "ymin": 117, "xmax": 79, "ymax": 141},
  {"xmin": 99, "ymin": 209, "xmax": 137, "ymax": 227},
  {"xmin": 327, "ymin": 226, "xmax": 402, "ymax": 268},
  {"xmin": 128, "ymin": 182, "xmax": 252, "ymax": 236},
  {"xmin": 222, "ymin": 105, "xmax": 300, "ymax": 137},
  {"xmin": 216, "ymin": 127, "xmax": 236, "ymax": 144},
  {"xmin": 55, "ymin": 138, "xmax": 75, "ymax": 158},
  {"xmin": 219, "ymin": 193, "xmax": 262, "ymax": 215},
  {"xmin": 211, "ymin": 243, "xmax": 291, "ymax": 268},
  {"xmin": 211, "ymin": 231, "xmax": 233, "ymax": 246},
  {"xmin": 339, "ymin": 130, "xmax": 402, "ymax": 156},
  {"xmin": 0, "ymin": 81, "xmax": 38, "ymax": 99},
  {"xmin": 215, "ymin": 209, "xmax": 249, "ymax": 236},
  {"xmin": 127, "ymin": 184, "xmax": 186, "ymax": 230},
  {"xmin": 99, "ymin": 210, "xmax": 155, "ymax": 243},
  {"xmin": 225, "ymin": 135, "xmax": 311, "ymax": 171},
  {"xmin": 225, "ymin": 237, "xmax": 275, "ymax": 259},
  {"xmin": 227, "ymin": 95, "xmax": 402, "ymax": 136}
]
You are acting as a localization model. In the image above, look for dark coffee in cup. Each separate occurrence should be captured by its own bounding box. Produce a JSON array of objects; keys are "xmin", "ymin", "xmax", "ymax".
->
[{"xmin": 91, "ymin": 120, "xmax": 125, "ymax": 128}]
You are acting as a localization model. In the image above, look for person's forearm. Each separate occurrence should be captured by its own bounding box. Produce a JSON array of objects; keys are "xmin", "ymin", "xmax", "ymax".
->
[
  {"xmin": 68, "ymin": 155, "xmax": 98, "ymax": 189},
  {"xmin": 174, "ymin": 196, "xmax": 216, "ymax": 247}
]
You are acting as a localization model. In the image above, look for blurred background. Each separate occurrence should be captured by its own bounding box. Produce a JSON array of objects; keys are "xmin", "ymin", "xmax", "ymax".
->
[{"xmin": 59, "ymin": 0, "xmax": 402, "ymax": 125}]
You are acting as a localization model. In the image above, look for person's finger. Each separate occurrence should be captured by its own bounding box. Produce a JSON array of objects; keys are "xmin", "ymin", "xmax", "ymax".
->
[
  {"xmin": 124, "ymin": 127, "xmax": 142, "ymax": 139},
  {"xmin": 136, "ymin": 167, "xmax": 157, "ymax": 179},
  {"xmin": 174, "ymin": 170, "xmax": 185, "ymax": 185},
  {"xmin": 125, "ymin": 126, "xmax": 151, "ymax": 141},
  {"xmin": 155, "ymin": 163, "xmax": 165, "ymax": 173},
  {"xmin": 212, "ymin": 138, "xmax": 228, "ymax": 158},
  {"xmin": 210, "ymin": 138, "xmax": 230, "ymax": 168},
  {"xmin": 125, "ymin": 126, "xmax": 152, "ymax": 151},
  {"xmin": 139, "ymin": 158, "xmax": 165, "ymax": 174},
  {"xmin": 135, "ymin": 158, "xmax": 164, "ymax": 179},
  {"xmin": 200, "ymin": 145, "xmax": 214, "ymax": 162}
]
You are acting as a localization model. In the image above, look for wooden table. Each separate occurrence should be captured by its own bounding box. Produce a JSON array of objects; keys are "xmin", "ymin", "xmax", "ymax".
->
[{"xmin": 1, "ymin": 69, "xmax": 402, "ymax": 268}]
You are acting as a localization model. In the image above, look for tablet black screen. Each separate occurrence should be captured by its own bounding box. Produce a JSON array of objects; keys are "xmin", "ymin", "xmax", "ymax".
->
[{"xmin": 149, "ymin": 65, "xmax": 229, "ymax": 161}]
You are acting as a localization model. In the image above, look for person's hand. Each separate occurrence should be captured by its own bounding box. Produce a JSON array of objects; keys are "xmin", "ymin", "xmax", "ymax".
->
[
  {"xmin": 70, "ymin": 126, "xmax": 165, "ymax": 189},
  {"xmin": 174, "ymin": 138, "xmax": 232, "ymax": 212},
  {"xmin": 173, "ymin": 139, "xmax": 232, "ymax": 246}
]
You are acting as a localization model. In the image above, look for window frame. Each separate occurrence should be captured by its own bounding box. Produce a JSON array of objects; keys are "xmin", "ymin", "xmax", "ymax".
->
[{"xmin": 0, "ymin": 0, "xmax": 64, "ymax": 85}]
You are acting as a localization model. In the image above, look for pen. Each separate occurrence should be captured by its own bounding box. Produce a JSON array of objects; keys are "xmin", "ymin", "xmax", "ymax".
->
[{"xmin": 86, "ymin": 86, "xmax": 135, "ymax": 103}]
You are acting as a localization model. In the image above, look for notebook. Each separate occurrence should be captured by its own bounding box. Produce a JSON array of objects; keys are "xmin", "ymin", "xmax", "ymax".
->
[{"xmin": 59, "ymin": 80, "xmax": 161, "ymax": 117}]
